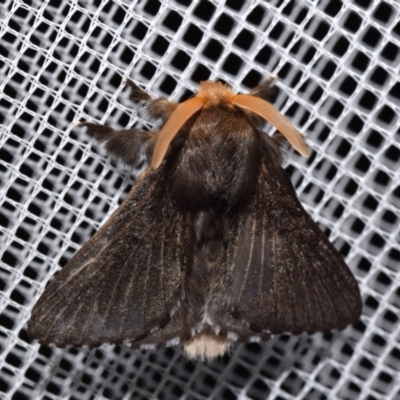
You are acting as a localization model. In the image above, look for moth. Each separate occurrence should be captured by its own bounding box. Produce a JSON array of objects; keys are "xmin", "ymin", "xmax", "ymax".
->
[{"xmin": 29, "ymin": 77, "xmax": 362, "ymax": 361}]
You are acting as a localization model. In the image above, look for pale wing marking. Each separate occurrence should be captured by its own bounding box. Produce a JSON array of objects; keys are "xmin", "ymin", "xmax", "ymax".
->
[
  {"xmin": 257, "ymin": 209, "xmax": 266, "ymax": 314},
  {"xmin": 238, "ymin": 216, "xmax": 257, "ymax": 300}
]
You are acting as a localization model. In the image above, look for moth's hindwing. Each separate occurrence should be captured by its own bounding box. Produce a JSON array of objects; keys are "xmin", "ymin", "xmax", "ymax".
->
[{"xmin": 28, "ymin": 169, "xmax": 194, "ymax": 347}]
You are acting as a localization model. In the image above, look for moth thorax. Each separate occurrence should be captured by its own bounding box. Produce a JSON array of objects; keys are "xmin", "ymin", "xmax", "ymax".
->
[
  {"xmin": 197, "ymin": 81, "xmax": 235, "ymax": 106},
  {"xmin": 184, "ymin": 332, "xmax": 232, "ymax": 361}
]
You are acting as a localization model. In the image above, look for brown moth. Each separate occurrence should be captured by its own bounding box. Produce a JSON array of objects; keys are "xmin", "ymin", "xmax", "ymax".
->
[{"xmin": 28, "ymin": 77, "xmax": 362, "ymax": 361}]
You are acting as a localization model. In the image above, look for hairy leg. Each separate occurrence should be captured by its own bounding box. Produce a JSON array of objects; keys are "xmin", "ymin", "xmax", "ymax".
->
[
  {"xmin": 75, "ymin": 79, "xmax": 178, "ymax": 168},
  {"xmin": 250, "ymin": 75, "xmax": 278, "ymax": 102},
  {"xmin": 124, "ymin": 78, "xmax": 177, "ymax": 123},
  {"xmin": 75, "ymin": 122, "xmax": 157, "ymax": 167}
]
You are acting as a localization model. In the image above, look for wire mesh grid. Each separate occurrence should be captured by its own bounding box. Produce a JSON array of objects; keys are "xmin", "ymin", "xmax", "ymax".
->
[{"xmin": 1, "ymin": 0, "xmax": 400, "ymax": 399}]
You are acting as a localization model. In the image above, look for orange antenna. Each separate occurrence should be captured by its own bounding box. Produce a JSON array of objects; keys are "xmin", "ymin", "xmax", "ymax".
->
[
  {"xmin": 232, "ymin": 94, "xmax": 309, "ymax": 157},
  {"xmin": 151, "ymin": 97, "xmax": 204, "ymax": 169}
]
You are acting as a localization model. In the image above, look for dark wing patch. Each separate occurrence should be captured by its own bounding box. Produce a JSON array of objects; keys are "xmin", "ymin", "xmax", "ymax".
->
[
  {"xmin": 29, "ymin": 169, "xmax": 193, "ymax": 347},
  {"xmin": 213, "ymin": 159, "xmax": 362, "ymax": 335}
]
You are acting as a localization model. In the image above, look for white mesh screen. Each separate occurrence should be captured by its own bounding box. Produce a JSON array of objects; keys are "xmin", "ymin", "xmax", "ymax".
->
[{"xmin": 1, "ymin": 0, "xmax": 400, "ymax": 399}]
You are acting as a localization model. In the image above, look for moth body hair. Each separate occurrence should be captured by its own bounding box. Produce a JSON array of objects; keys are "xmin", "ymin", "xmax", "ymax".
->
[
  {"xmin": 201, "ymin": 312, "xmax": 213, "ymax": 325},
  {"xmin": 149, "ymin": 326, "xmax": 159, "ymax": 334},
  {"xmin": 166, "ymin": 337, "xmax": 181, "ymax": 347},
  {"xmin": 211, "ymin": 325, "xmax": 221, "ymax": 335},
  {"xmin": 169, "ymin": 298, "xmax": 182, "ymax": 318},
  {"xmin": 227, "ymin": 332, "xmax": 239, "ymax": 341},
  {"xmin": 140, "ymin": 344, "xmax": 157, "ymax": 350},
  {"xmin": 184, "ymin": 332, "xmax": 232, "ymax": 361},
  {"xmin": 190, "ymin": 325, "xmax": 203, "ymax": 337}
]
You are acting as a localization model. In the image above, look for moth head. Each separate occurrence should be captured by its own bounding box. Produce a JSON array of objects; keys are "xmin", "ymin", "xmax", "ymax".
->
[
  {"xmin": 151, "ymin": 80, "xmax": 309, "ymax": 169},
  {"xmin": 197, "ymin": 80, "xmax": 235, "ymax": 106}
]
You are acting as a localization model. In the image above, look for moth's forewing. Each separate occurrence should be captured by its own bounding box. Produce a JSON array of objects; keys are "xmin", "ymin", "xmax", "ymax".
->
[
  {"xmin": 208, "ymin": 140, "xmax": 362, "ymax": 335},
  {"xmin": 28, "ymin": 169, "xmax": 192, "ymax": 347}
]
